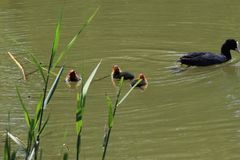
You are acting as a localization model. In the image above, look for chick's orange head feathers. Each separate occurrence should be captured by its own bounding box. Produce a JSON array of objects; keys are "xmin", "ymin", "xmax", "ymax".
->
[
  {"xmin": 69, "ymin": 70, "xmax": 77, "ymax": 77},
  {"xmin": 139, "ymin": 73, "xmax": 146, "ymax": 80},
  {"xmin": 112, "ymin": 65, "xmax": 121, "ymax": 73}
]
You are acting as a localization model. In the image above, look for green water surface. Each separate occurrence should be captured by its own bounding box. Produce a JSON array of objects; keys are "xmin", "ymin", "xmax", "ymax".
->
[{"xmin": 1, "ymin": 0, "xmax": 240, "ymax": 159}]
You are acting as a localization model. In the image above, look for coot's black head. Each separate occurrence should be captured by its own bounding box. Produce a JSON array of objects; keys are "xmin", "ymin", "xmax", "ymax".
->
[{"xmin": 224, "ymin": 39, "xmax": 240, "ymax": 52}]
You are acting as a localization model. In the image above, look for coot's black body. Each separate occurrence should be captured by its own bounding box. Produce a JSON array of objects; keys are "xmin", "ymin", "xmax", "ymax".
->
[{"xmin": 178, "ymin": 39, "xmax": 240, "ymax": 66}]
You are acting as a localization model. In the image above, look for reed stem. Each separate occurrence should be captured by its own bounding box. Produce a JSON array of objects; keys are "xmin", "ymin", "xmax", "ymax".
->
[{"xmin": 102, "ymin": 79, "xmax": 123, "ymax": 160}]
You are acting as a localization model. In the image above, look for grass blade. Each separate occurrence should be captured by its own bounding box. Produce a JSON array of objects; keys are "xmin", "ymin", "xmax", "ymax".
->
[
  {"xmin": 4, "ymin": 132, "xmax": 10, "ymax": 160},
  {"xmin": 63, "ymin": 153, "xmax": 68, "ymax": 160},
  {"xmin": 43, "ymin": 66, "xmax": 64, "ymax": 108},
  {"xmin": 7, "ymin": 132, "xmax": 26, "ymax": 152},
  {"xmin": 49, "ymin": 10, "xmax": 63, "ymax": 70},
  {"xmin": 27, "ymin": 147, "xmax": 35, "ymax": 160},
  {"xmin": 29, "ymin": 53, "xmax": 46, "ymax": 83},
  {"xmin": 82, "ymin": 59, "xmax": 101, "ymax": 96},
  {"xmin": 76, "ymin": 132, "xmax": 81, "ymax": 160},
  {"xmin": 102, "ymin": 77, "xmax": 140, "ymax": 160},
  {"xmin": 115, "ymin": 77, "xmax": 124, "ymax": 104},
  {"xmin": 11, "ymin": 151, "xmax": 17, "ymax": 160},
  {"xmin": 117, "ymin": 79, "xmax": 142, "ymax": 107},
  {"xmin": 76, "ymin": 59, "xmax": 101, "ymax": 126},
  {"xmin": 16, "ymin": 87, "xmax": 31, "ymax": 128},
  {"xmin": 76, "ymin": 92, "xmax": 83, "ymax": 160},
  {"xmin": 76, "ymin": 92, "xmax": 83, "ymax": 134},
  {"xmin": 106, "ymin": 96, "xmax": 113, "ymax": 128},
  {"xmin": 4, "ymin": 113, "xmax": 11, "ymax": 160},
  {"xmin": 39, "ymin": 114, "xmax": 50, "ymax": 135},
  {"xmin": 53, "ymin": 7, "xmax": 100, "ymax": 68},
  {"xmin": 34, "ymin": 95, "xmax": 43, "ymax": 128},
  {"xmin": 24, "ymin": 57, "xmax": 58, "ymax": 76},
  {"xmin": 75, "ymin": 60, "xmax": 101, "ymax": 160}
]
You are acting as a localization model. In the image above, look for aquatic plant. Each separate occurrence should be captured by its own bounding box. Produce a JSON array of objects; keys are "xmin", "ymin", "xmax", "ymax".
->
[
  {"xmin": 4, "ymin": 113, "xmax": 17, "ymax": 160},
  {"xmin": 3, "ymin": 5, "xmax": 143, "ymax": 160},
  {"xmin": 76, "ymin": 60, "xmax": 101, "ymax": 160},
  {"xmin": 4, "ymin": 7, "xmax": 99, "ymax": 160},
  {"xmin": 102, "ymin": 78, "xmax": 142, "ymax": 160}
]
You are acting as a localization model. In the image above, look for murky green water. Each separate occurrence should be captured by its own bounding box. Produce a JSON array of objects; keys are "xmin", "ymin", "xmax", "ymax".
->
[{"xmin": 1, "ymin": 0, "xmax": 240, "ymax": 159}]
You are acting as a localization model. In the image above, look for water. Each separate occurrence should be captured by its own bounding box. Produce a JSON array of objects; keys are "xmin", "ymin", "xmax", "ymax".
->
[{"xmin": 1, "ymin": 0, "xmax": 240, "ymax": 159}]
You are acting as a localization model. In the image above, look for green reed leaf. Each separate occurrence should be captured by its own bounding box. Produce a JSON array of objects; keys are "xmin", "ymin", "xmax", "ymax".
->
[
  {"xmin": 82, "ymin": 59, "xmax": 101, "ymax": 97},
  {"xmin": 75, "ymin": 60, "xmax": 101, "ymax": 160},
  {"xmin": 4, "ymin": 132, "xmax": 10, "ymax": 160},
  {"xmin": 76, "ymin": 92, "xmax": 83, "ymax": 134},
  {"xmin": 53, "ymin": 7, "xmax": 99, "ymax": 69},
  {"xmin": 76, "ymin": 92, "xmax": 83, "ymax": 160},
  {"xmin": 49, "ymin": 10, "xmax": 63, "ymax": 71},
  {"xmin": 43, "ymin": 66, "xmax": 64, "ymax": 109},
  {"xmin": 106, "ymin": 96, "xmax": 113, "ymax": 128},
  {"xmin": 101, "ymin": 78, "xmax": 124, "ymax": 160},
  {"xmin": 24, "ymin": 57, "xmax": 58, "ymax": 76},
  {"xmin": 16, "ymin": 87, "xmax": 31, "ymax": 128},
  {"xmin": 76, "ymin": 59, "xmax": 101, "ymax": 131},
  {"xmin": 39, "ymin": 114, "xmax": 50, "ymax": 135},
  {"xmin": 27, "ymin": 147, "xmax": 35, "ymax": 160},
  {"xmin": 7, "ymin": 132, "xmax": 26, "ymax": 152},
  {"xmin": 29, "ymin": 53, "xmax": 46, "ymax": 83},
  {"xmin": 116, "ymin": 77, "xmax": 124, "ymax": 101},
  {"xmin": 117, "ymin": 79, "xmax": 142, "ymax": 107},
  {"xmin": 63, "ymin": 153, "xmax": 68, "ymax": 160},
  {"xmin": 4, "ymin": 113, "xmax": 11, "ymax": 160},
  {"xmin": 11, "ymin": 152, "xmax": 17, "ymax": 160},
  {"xmin": 34, "ymin": 95, "xmax": 43, "ymax": 128}
]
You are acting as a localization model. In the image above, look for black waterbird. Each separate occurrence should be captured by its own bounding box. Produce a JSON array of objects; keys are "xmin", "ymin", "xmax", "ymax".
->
[
  {"xmin": 111, "ymin": 65, "xmax": 134, "ymax": 80},
  {"xmin": 178, "ymin": 39, "xmax": 240, "ymax": 66}
]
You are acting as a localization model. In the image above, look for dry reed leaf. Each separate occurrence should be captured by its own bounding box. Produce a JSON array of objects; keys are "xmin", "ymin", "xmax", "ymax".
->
[{"xmin": 8, "ymin": 51, "xmax": 27, "ymax": 80}]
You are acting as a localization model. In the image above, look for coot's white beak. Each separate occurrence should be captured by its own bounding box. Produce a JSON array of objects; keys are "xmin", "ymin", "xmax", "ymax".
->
[{"xmin": 236, "ymin": 41, "xmax": 240, "ymax": 53}]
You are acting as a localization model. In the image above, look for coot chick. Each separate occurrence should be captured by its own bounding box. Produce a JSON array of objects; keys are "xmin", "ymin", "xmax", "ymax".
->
[
  {"xmin": 131, "ymin": 73, "xmax": 148, "ymax": 89},
  {"xmin": 178, "ymin": 39, "xmax": 240, "ymax": 66},
  {"xmin": 65, "ymin": 70, "xmax": 82, "ymax": 82},
  {"xmin": 111, "ymin": 65, "xmax": 134, "ymax": 80}
]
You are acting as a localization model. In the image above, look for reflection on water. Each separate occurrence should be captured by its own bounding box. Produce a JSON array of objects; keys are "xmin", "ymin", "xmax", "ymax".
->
[{"xmin": 1, "ymin": 0, "xmax": 240, "ymax": 159}]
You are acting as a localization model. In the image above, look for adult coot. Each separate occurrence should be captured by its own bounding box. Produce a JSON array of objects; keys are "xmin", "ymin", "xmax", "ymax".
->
[
  {"xmin": 178, "ymin": 39, "xmax": 240, "ymax": 66},
  {"xmin": 111, "ymin": 65, "xmax": 134, "ymax": 80}
]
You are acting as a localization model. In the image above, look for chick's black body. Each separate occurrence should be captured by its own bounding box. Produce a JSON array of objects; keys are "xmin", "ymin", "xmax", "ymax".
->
[
  {"xmin": 130, "ymin": 73, "xmax": 148, "ymax": 89},
  {"xmin": 131, "ymin": 79, "xmax": 147, "ymax": 87},
  {"xmin": 112, "ymin": 65, "xmax": 134, "ymax": 80},
  {"xmin": 65, "ymin": 70, "xmax": 81, "ymax": 82},
  {"xmin": 113, "ymin": 71, "xmax": 134, "ymax": 80}
]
